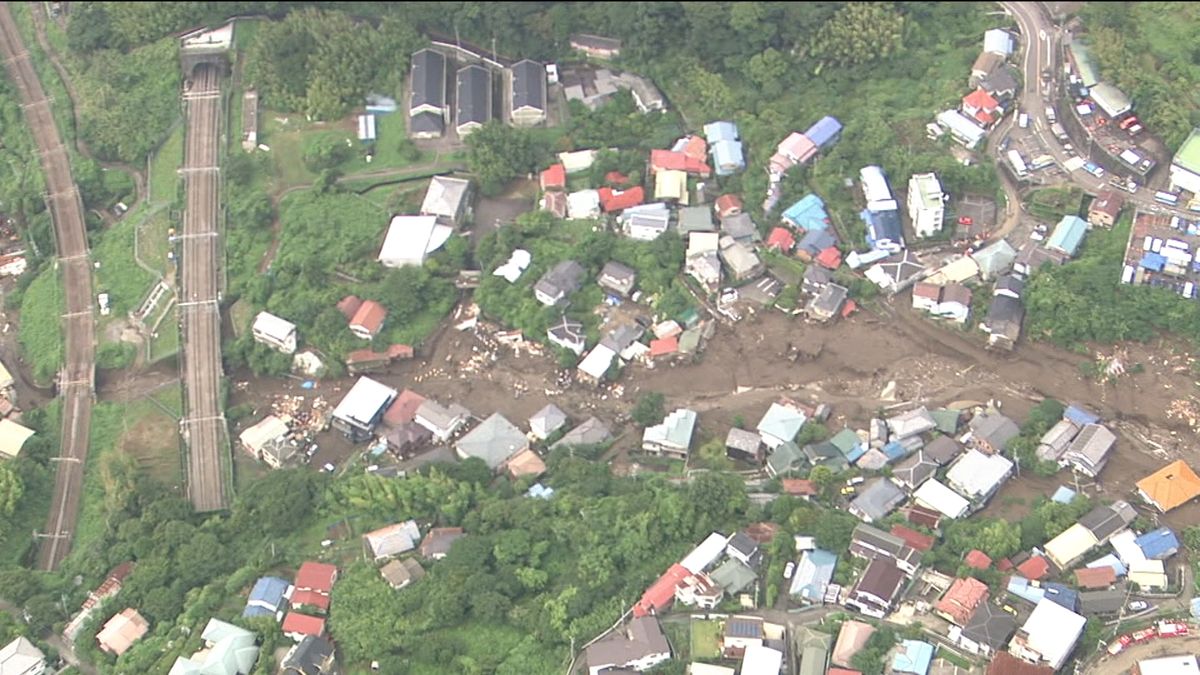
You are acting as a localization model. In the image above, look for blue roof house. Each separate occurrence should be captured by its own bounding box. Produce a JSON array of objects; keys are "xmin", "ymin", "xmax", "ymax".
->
[
  {"xmin": 1135, "ymin": 527, "xmax": 1180, "ymax": 560},
  {"xmin": 789, "ymin": 548, "xmax": 837, "ymax": 602},
  {"xmin": 891, "ymin": 640, "xmax": 935, "ymax": 675},
  {"xmin": 703, "ymin": 121, "xmax": 739, "ymax": 144},
  {"xmin": 783, "ymin": 194, "xmax": 831, "ymax": 231},
  {"xmin": 804, "ymin": 116, "xmax": 843, "ymax": 149},
  {"xmin": 1047, "ymin": 215, "xmax": 1089, "ymax": 257},
  {"xmin": 1085, "ymin": 553, "xmax": 1127, "ymax": 577},
  {"xmin": 712, "ymin": 140, "xmax": 745, "ymax": 176},
  {"xmin": 864, "ymin": 208, "xmax": 904, "ymax": 252},
  {"xmin": 1042, "ymin": 582, "xmax": 1079, "ymax": 612},
  {"xmin": 1007, "ymin": 576, "xmax": 1045, "ymax": 604},
  {"xmin": 243, "ymin": 576, "xmax": 292, "ymax": 619}
]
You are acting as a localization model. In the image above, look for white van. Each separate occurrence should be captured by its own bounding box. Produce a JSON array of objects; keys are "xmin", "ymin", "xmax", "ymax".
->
[
  {"xmin": 1045, "ymin": 106, "xmax": 1057, "ymax": 123},
  {"xmin": 1018, "ymin": 113, "xmax": 1030, "ymax": 129}
]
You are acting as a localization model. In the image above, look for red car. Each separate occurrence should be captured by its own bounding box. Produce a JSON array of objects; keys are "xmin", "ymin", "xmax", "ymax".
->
[{"xmin": 958, "ymin": 216, "xmax": 973, "ymax": 226}]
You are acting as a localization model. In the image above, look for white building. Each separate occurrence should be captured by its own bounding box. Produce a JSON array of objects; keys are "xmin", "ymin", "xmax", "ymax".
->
[
  {"xmin": 907, "ymin": 173, "xmax": 945, "ymax": 238},
  {"xmin": 945, "ymin": 450, "xmax": 1013, "ymax": 505},
  {"xmin": 860, "ymin": 165, "xmax": 895, "ymax": 210},
  {"xmin": 251, "ymin": 311, "xmax": 298, "ymax": 354},
  {"xmin": 913, "ymin": 479, "xmax": 971, "ymax": 519},
  {"xmin": 0, "ymin": 636, "xmax": 46, "ymax": 675},
  {"xmin": 378, "ymin": 215, "xmax": 453, "ymax": 268},
  {"xmin": 238, "ymin": 415, "xmax": 295, "ymax": 469},
  {"xmin": 1009, "ymin": 598, "xmax": 1086, "ymax": 671},
  {"xmin": 740, "ymin": 644, "xmax": 783, "ymax": 675},
  {"xmin": 330, "ymin": 377, "xmax": 398, "ymax": 442},
  {"xmin": 1137, "ymin": 656, "xmax": 1200, "ymax": 675},
  {"xmin": 1169, "ymin": 128, "xmax": 1200, "ymax": 195}
]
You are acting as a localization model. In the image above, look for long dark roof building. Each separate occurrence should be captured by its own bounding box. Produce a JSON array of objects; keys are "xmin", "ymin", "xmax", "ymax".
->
[
  {"xmin": 510, "ymin": 59, "xmax": 547, "ymax": 114},
  {"xmin": 456, "ymin": 65, "xmax": 493, "ymax": 133},
  {"xmin": 410, "ymin": 49, "xmax": 447, "ymax": 114}
]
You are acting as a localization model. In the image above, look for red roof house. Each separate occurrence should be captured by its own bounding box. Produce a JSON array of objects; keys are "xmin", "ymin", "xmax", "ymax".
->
[
  {"xmin": 540, "ymin": 164, "xmax": 567, "ymax": 191},
  {"xmin": 384, "ymin": 389, "xmax": 426, "ymax": 427},
  {"xmin": 290, "ymin": 589, "xmax": 331, "ymax": 612},
  {"xmin": 889, "ymin": 525, "xmax": 935, "ymax": 552},
  {"xmin": 935, "ymin": 577, "xmax": 989, "ymax": 625},
  {"xmin": 841, "ymin": 299, "xmax": 857, "ymax": 318},
  {"xmin": 281, "ymin": 612, "xmax": 326, "ymax": 640},
  {"xmin": 336, "ymin": 295, "xmax": 363, "ymax": 321},
  {"xmin": 649, "ymin": 336, "xmax": 679, "ymax": 358},
  {"xmin": 349, "ymin": 300, "xmax": 387, "ymax": 339},
  {"xmin": 908, "ymin": 505, "xmax": 943, "ymax": 529},
  {"xmin": 294, "ymin": 561, "xmax": 338, "ymax": 596},
  {"xmin": 650, "ymin": 149, "xmax": 711, "ymax": 176},
  {"xmin": 964, "ymin": 549, "xmax": 992, "ymax": 570},
  {"xmin": 605, "ymin": 171, "xmax": 631, "ymax": 186},
  {"xmin": 997, "ymin": 558, "xmax": 1014, "ymax": 572},
  {"xmin": 1016, "ymin": 555, "xmax": 1050, "ymax": 581},
  {"xmin": 962, "ymin": 88, "xmax": 1000, "ymax": 126},
  {"xmin": 633, "ymin": 563, "xmax": 690, "ymax": 617},
  {"xmin": 681, "ymin": 135, "xmax": 707, "ymax": 162},
  {"xmin": 781, "ymin": 478, "xmax": 818, "ymax": 497},
  {"xmin": 766, "ymin": 227, "xmax": 796, "ymax": 252},
  {"xmin": 816, "ymin": 246, "xmax": 843, "ymax": 270},
  {"xmin": 597, "ymin": 186, "xmax": 646, "ymax": 213},
  {"xmin": 715, "ymin": 194, "xmax": 743, "ymax": 219},
  {"xmin": 1074, "ymin": 566, "xmax": 1117, "ymax": 589}
]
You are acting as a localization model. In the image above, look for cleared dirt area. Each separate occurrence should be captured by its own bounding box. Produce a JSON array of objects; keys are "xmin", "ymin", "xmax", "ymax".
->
[{"xmin": 226, "ymin": 285, "xmax": 1200, "ymax": 512}]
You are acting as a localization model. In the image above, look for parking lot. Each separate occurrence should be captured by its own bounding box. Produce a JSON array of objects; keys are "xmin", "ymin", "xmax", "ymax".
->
[{"xmin": 1122, "ymin": 210, "xmax": 1200, "ymax": 297}]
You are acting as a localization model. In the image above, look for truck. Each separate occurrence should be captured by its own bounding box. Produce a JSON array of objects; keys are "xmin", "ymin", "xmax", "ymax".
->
[
  {"xmin": 1007, "ymin": 149, "xmax": 1029, "ymax": 178},
  {"xmin": 1157, "ymin": 621, "xmax": 1189, "ymax": 638},
  {"xmin": 1050, "ymin": 122, "xmax": 1068, "ymax": 141},
  {"xmin": 1045, "ymin": 106, "xmax": 1058, "ymax": 123}
]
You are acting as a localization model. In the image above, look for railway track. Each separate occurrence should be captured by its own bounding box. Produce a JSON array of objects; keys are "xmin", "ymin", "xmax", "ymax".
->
[
  {"xmin": 179, "ymin": 63, "xmax": 230, "ymax": 512},
  {"xmin": 0, "ymin": 5, "xmax": 96, "ymax": 571}
]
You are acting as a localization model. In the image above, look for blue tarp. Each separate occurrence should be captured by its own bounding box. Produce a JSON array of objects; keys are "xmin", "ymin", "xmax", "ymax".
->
[
  {"xmin": 844, "ymin": 445, "xmax": 868, "ymax": 464},
  {"xmin": 527, "ymin": 483, "xmax": 555, "ymax": 499},
  {"xmin": 882, "ymin": 441, "xmax": 908, "ymax": 462},
  {"xmin": 805, "ymin": 116, "xmax": 843, "ymax": 149},
  {"xmin": 1051, "ymin": 486, "xmax": 1077, "ymax": 504},
  {"xmin": 1063, "ymin": 405, "xmax": 1100, "ymax": 426},
  {"xmin": 1140, "ymin": 252, "xmax": 1166, "ymax": 271},
  {"xmin": 1135, "ymin": 527, "xmax": 1180, "ymax": 560},
  {"xmin": 783, "ymin": 194, "xmax": 831, "ymax": 232},
  {"xmin": 301, "ymin": 381, "xmax": 316, "ymax": 390}
]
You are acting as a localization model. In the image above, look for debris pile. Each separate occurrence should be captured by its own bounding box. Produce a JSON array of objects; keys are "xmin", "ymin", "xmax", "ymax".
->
[{"xmin": 270, "ymin": 393, "xmax": 330, "ymax": 433}]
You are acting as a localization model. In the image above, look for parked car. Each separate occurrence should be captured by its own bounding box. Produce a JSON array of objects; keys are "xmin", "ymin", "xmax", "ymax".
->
[
  {"xmin": 1128, "ymin": 600, "xmax": 1149, "ymax": 612},
  {"xmin": 322, "ymin": 463, "xmax": 336, "ymax": 473},
  {"xmin": 783, "ymin": 561, "xmax": 796, "ymax": 580}
]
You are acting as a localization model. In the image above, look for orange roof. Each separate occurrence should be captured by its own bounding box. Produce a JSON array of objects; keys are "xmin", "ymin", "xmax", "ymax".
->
[
  {"xmin": 782, "ymin": 478, "xmax": 818, "ymax": 496},
  {"xmin": 935, "ymin": 577, "xmax": 989, "ymax": 625},
  {"xmin": 1074, "ymin": 566, "xmax": 1117, "ymax": 589},
  {"xmin": 337, "ymin": 295, "xmax": 363, "ymax": 321},
  {"xmin": 766, "ymin": 227, "xmax": 796, "ymax": 252},
  {"xmin": 913, "ymin": 282, "xmax": 941, "ymax": 301},
  {"xmin": 964, "ymin": 549, "xmax": 992, "ymax": 570},
  {"xmin": 1016, "ymin": 555, "xmax": 1049, "ymax": 581},
  {"xmin": 505, "ymin": 448, "xmax": 546, "ymax": 478},
  {"xmin": 290, "ymin": 589, "xmax": 331, "ymax": 611},
  {"xmin": 597, "ymin": 186, "xmax": 646, "ymax": 213},
  {"xmin": 682, "ymin": 135, "xmax": 707, "ymax": 161},
  {"xmin": 816, "ymin": 246, "xmax": 842, "ymax": 270},
  {"xmin": 281, "ymin": 612, "xmax": 326, "ymax": 637},
  {"xmin": 649, "ymin": 336, "xmax": 679, "ymax": 357},
  {"xmin": 540, "ymin": 164, "xmax": 566, "ymax": 190},
  {"xmin": 96, "ymin": 608, "xmax": 149, "ymax": 656},
  {"xmin": 387, "ymin": 344, "xmax": 415, "ymax": 359},
  {"xmin": 987, "ymin": 651, "xmax": 1053, "ymax": 675},
  {"xmin": 841, "ymin": 299, "xmax": 857, "ymax": 318},
  {"xmin": 295, "ymin": 561, "xmax": 337, "ymax": 594},
  {"xmin": 350, "ymin": 300, "xmax": 387, "ymax": 335},
  {"xmin": 889, "ymin": 524, "xmax": 935, "ymax": 551},
  {"xmin": 1136, "ymin": 460, "xmax": 1200, "ymax": 512},
  {"xmin": 605, "ymin": 171, "xmax": 631, "ymax": 185},
  {"xmin": 650, "ymin": 149, "xmax": 711, "ymax": 176},
  {"xmin": 633, "ymin": 563, "xmax": 690, "ymax": 617},
  {"xmin": 963, "ymin": 87, "xmax": 999, "ymax": 111},
  {"xmin": 715, "ymin": 194, "xmax": 743, "ymax": 217},
  {"xmin": 384, "ymin": 389, "xmax": 426, "ymax": 427}
]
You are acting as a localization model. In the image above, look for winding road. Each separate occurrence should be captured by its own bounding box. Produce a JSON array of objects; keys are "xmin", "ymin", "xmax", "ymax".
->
[
  {"xmin": 0, "ymin": 5, "xmax": 96, "ymax": 571},
  {"xmin": 179, "ymin": 63, "xmax": 230, "ymax": 512}
]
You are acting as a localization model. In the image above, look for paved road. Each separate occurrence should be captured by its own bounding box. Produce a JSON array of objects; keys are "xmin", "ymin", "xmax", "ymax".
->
[
  {"xmin": 179, "ymin": 65, "xmax": 230, "ymax": 512},
  {"xmin": 1000, "ymin": 2, "xmax": 1195, "ymax": 219},
  {"xmin": 0, "ymin": 5, "xmax": 96, "ymax": 572}
]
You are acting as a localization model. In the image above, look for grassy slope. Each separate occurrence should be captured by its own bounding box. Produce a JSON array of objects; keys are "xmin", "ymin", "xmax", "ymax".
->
[{"xmin": 17, "ymin": 267, "xmax": 64, "ymax": 385}]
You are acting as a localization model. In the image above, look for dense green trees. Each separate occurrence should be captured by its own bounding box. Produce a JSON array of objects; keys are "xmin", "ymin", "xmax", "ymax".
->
[
  {"xmin": 807, "ymin": 2, "xmax": 904, "ymax": 69},
  {"xmin": 74, "ymin": 40, "xmax": 181, "ymax": 164},
  {"xmin": 245, "ymin": 9, "xmax": 420, "ymax": 120},
  {"xmin": 632, "ymin": 392, "xmax": 666, "ymax": 427},
  {"xmin": 464, "ymin": 122, "xmax": 549, "ymax": 196}
]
